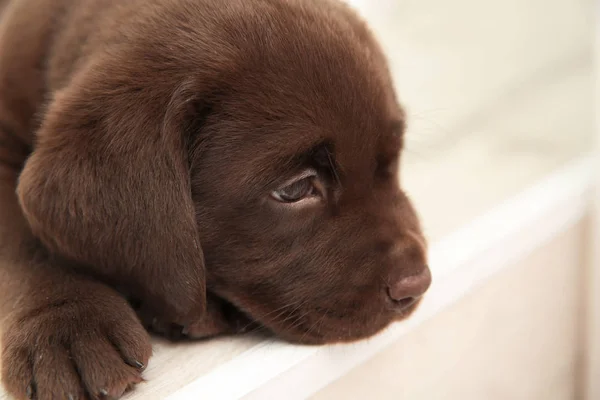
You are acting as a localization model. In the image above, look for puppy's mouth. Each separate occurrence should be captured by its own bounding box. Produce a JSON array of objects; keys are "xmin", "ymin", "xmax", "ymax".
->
[
  {"xmin": 134, "ymin": 290, "xmax": 425, "ymax": 344},
  {"xmin": 291, "ymin": 300, "xmax": 423, "ymax": 345},
  {"xmin": 224, "ymin": 296, "xmax": 424, "ymax": 345}
]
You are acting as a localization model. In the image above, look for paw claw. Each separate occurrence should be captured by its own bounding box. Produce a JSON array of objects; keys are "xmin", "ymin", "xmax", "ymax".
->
[
  {"xmin": 126, "ymin": 359, "xmax": 145, "ymax": 370},
  {"xmin": 26, "ymin": 384, "xmax": 34, "ymax": 399}
]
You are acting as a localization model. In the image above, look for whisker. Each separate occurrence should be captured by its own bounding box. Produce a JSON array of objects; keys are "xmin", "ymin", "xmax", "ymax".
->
[
  {"xmin": 244, "ymin": 297, "xmax": 312, "ymax": 336},
  {"xmin": 239, "ymin": 297, "xmax": 307, "ymax": 332},
  {"xmin": 325, "ymin": 147, "xmax": 341, "ymax": 186},
  {"xmin": 299, "ymin": 308, "xmax": 329, "ymax": 342},
  {"xmin": 282, "ymin": 307, "xmax": 314, "ymax": 334},
  {"xmin": 257, "ymin": 297, "xmax": 305, "ymax": 320}
]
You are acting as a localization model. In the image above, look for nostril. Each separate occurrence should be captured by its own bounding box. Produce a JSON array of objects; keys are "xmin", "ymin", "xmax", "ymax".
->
[
  {"xmin": 386, "ymin": 267, "xmax": 432, "ymax": 311},
  {"xmin": 386, "ymin": 289, "xmax": 418, "ymax": 310}
]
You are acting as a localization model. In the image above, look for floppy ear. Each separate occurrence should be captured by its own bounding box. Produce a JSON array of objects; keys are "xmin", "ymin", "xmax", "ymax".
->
[{"xmin": 17, "ymin": 59, "xmax": 207, "ymax": 323}]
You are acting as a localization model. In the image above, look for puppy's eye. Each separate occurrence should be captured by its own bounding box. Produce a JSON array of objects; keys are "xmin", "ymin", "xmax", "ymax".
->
[{"xmin": 271, "ymin": 177, "xmax": 316, "ymax": 203}]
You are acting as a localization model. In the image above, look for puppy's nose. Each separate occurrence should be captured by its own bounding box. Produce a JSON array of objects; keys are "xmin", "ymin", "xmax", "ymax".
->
[{"xmin": 386, "ymin": 267, "xmax": 431, "ymax": 311}]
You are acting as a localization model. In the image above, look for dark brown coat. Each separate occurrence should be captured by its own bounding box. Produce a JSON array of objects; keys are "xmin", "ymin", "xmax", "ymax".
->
[{"xmin": 0, "ymin": 0, "xmax": 431, "ymax": 398}]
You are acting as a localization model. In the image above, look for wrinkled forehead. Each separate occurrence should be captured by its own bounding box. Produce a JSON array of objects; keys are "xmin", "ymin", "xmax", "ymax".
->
[
  {"xmin": 205, "ymin": 89, "xmax": 402, "ymax": 195},
  {"xmin": 204, "ymin": 96, "xmax": 404, "ymax": 195},
  {"xmin": 202, "ymin": 4, "xmax": 405, "ymax": 188}
]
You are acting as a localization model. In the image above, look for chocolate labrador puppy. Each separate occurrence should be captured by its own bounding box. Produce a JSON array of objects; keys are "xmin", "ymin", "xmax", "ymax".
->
[{"xmin": 0, "ymin": 0, "xmax": 431, "ymax": 398}]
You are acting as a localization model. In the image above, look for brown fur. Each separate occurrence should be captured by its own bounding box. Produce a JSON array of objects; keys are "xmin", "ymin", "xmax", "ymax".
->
[{"xmin": 0, "ymin": 0, "xmax": 431, "ymax": 398}]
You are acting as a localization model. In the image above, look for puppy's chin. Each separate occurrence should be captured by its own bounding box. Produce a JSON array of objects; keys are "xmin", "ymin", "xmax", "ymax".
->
[{"xmin": 234, "ymin": 297, "xmax": 424, "ymax": 346}]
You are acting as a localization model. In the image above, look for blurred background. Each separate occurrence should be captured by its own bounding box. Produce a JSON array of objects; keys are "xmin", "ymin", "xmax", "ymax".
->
[
  {"xmin": 2, "ymin": 1, "xmax": 595, "ymax": 399},
  {"xmin": 309, "ymin": 0, "xmax": 598, "ymax": 399},
  {"xmin": 347, "ymin": 0, "xmax": 593, "ymax": 239}
]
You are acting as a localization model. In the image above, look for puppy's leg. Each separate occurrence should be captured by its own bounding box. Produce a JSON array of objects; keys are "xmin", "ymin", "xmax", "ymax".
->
[
  {"xmin": 17, "ymin": 60, "xmax": 207, "ymax": 326},
  {"xmin": 0, "ymin": 125, "xmax": 151, "ymax": 400},
  {"xmin": 136, "ymin": 292, "xmax": 258, "ymax": 341}
]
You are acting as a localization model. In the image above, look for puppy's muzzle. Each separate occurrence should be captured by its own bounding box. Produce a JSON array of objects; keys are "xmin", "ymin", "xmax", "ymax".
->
[{"xmin": 384, "ymin": 234, "xmax": 432, "ymax": 313}]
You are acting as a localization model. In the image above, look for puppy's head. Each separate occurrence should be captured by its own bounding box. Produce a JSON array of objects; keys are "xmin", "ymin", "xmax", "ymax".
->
[
  {"xmin": 17, "ymin": 0, "xmax": 430, "ymax": 343},
  {"xmin": 189, "ymin": 0, "xmax": 431, "ymax": 343}
]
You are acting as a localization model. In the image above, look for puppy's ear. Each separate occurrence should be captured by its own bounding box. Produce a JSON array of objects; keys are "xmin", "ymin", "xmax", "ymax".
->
[{"xmin": 17, "ymin": 60, "xmax": 207, "ymax": 323}]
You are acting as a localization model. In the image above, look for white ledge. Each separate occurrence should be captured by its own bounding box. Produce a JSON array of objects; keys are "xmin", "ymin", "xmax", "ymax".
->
[{"xmin": 165, "ymin": 154, "xmax": 596, "ymax": 400}]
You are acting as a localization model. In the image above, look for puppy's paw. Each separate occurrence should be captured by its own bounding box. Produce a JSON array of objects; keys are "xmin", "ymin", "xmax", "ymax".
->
[
  {"xmin": 181, "ymin": 309, "xmax": 259, "ymax": 339},
  {"xmin": 1, "ymin": 292, "xmax": 152, "ymax": 400},
  {"xmin": 135, "ymin": 294, "xmax": 257, "ymax": 341}
]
